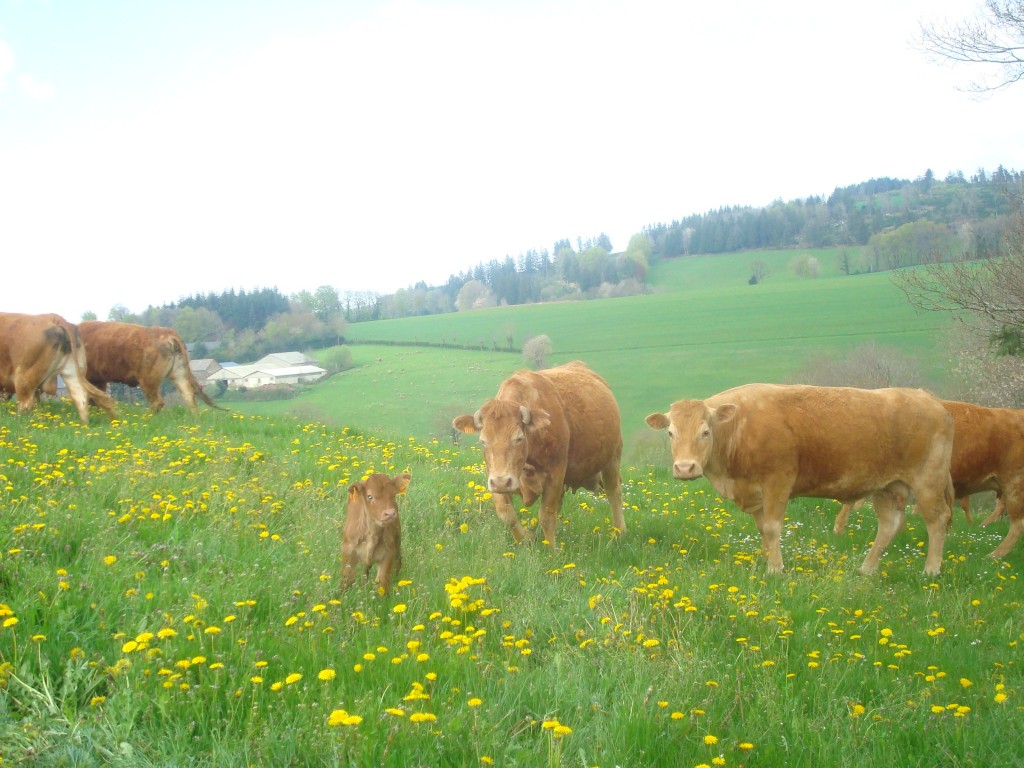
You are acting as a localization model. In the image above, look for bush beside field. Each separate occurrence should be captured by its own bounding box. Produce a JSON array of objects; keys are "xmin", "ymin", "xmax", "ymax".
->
[{"xmin": 0, "ymin": 402, "xmax": 1020, "ymax": 767}]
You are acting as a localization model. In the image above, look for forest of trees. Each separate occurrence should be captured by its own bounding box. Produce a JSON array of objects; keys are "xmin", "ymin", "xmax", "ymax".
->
[{"xmin": 117, "ymin": 165, "xmax": 1021, "ymax": 361}]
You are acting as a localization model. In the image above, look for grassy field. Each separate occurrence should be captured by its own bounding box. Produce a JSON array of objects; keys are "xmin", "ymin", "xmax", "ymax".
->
[
  {"xmin": 0, "ymin": 400, "xmax": 1020, "ymax": 767},
  {"xmin": 235, "ymin": 251, "xmax": 953, "ymax": 454}
]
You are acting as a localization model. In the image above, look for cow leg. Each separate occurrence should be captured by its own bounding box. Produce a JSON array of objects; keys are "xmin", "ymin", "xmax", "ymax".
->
[
  {"xmin": 910, "ymin": 487, "xmax": 951, "ymax": 577},
  {"xmin": 833, "ymin": 498, "xmax": 864, "ymax": 535},
  {"xmin": 859, "ymin": 490, "xmax": 908, "ymax": 575},
  {"xmin": 141, "ymin": 379, "xmax": 166, "ymax": 412},
  {"xmin": 13, "ymin": 376, "xmax": 39, "ymax": 414},
  {"xmin": 747, "ymin": 488, "xmax": 787, "ymax": 573},
  {"xmin": 960, "ymin": 496, "xmax": 974, "ymax": 526},
  {"xmin": 602, "ymin": 463, "xmax": 626, "ymax": 534},
  {"xmin": 538, "ymin": 490, "xmax": 565, "ymax": 548},
  {"xmin": 989, "ymin": 488, "xmax": 1023, "ymax": 559},
  {"xmin": 980, "ymin": 496, "xmax": 1005, "ymax": 526},
  {"xmin": 375, "ymin": 554, "xmax": 395, "ymax": 594},
  {"xmin": 492, "ymin": 494, "xmax": 534, "ymax": 543},
  {"xmin": 339, "ymin": 547, "xmax": 358, "ymax": 589}
]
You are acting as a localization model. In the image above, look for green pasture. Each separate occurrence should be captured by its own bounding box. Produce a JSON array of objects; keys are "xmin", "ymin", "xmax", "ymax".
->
[
  {"xmin": 1, "ymin": 401, "xmax": 1020, "ymax": 767},
  {"xmin": 236, "ymin": 253, "xmax": 952, "ymax": 452}
]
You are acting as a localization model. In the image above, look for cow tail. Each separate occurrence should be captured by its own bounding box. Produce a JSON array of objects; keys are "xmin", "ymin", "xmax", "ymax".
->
[
  {"xmin": 64, "ymin": 320, "xmax": 118, "ymax": 418},
  {"xmin": 193, "ymin": 376, "xmax": 228, "ymax": 411}
]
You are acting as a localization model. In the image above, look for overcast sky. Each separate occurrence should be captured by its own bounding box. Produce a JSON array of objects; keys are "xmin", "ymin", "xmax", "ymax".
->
[{"xmin": 2, "ymin": 0, "xmax": 1022, "ymax": 321}]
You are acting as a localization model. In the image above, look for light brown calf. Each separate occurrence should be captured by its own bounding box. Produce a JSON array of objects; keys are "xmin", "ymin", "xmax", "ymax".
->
[{"xmin": 340, "ymin": 472, "xmax": 411, "ymax": 593}]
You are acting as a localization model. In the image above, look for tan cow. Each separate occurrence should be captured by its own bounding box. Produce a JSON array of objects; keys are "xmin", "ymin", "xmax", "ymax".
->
[
  {"xmin": 0, "ymin": 312, "xmax": 116, "ymax": 424},
  {"xmin": 453, "ymin": 360, "xmax": 625, "ymax": 547},
  {"xmin": 932, "ymin": 399, "xmax": 1024, "ymax": 559},
  {"xmin": 340, "ymin": 472, "xmax": 411, "ymax": 594},
  {"xmin": 78, "ymin": 321, "xmax": 223, "ymax": 413},
  {"xmin": 646, "ymin": 384, "xmax": 955, "ymax": 575}
]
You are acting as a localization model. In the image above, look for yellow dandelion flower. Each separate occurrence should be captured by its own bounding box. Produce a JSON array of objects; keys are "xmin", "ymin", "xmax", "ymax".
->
[
  {"xmin": 103, "ymin": 555, "xmax": 117, "ymax": 566},
  {"xmin": 271, "ymin": 681, "xmax": 284, "ymax": 692},
  {"xmin": 385, "ymin": 708, "xmax": 405, "ymax": 717},
  {"xmin": 409, "ymin": 712, "xmax": 436, "ymax": 723},
  {"xmin": 393, "ymin": 604, "xmax": 407, "ymax": 614},
  {"xmin": 285, "ymin": 673, "xmax": 302, "ymax": 685},
  {"xmin": 468, "ymin": 698, "xmax": 482, "ymax": 707},
  {"xmin": 704, "ymin": 734, "xmax": 718, "ymax": 745},
  {"xmin": 318, "ymin": 669, "xmax": 336, "ymax": 681},
  {"xmin": 995, "ymin": 692, "xmax": 1008, "ymax": 704}
]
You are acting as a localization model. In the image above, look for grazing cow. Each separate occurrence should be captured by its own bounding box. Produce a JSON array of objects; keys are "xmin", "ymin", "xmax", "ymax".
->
[
  {"xmin": 453, "ymin": 361, "xmax": 625, "ymax": 547},
  {"xmin": 646, "ymin": 384, "xmax": 955, "ymax": 575},
  {"xmin": 340, "ymin": 472, "xmax": 411, "ymax": 593},
  {"xmin": 78, "ymin": 321, "xmax": 223, "ymax": 413},
  {"xmin": 0, "ymin": 312, "xmax": 116, "ymax": 424}
]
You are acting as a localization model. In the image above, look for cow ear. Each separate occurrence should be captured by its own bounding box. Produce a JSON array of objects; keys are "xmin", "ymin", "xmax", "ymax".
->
[
  {"xmin": 393, "ymin": 473, "xmax": 411, "ymax": 495},
  {"xmin": 453, "ymin": 414, "xmax": 480, "ymax": 434},
  {"xmin": 523, "ymin": 406, "xmax": 550, "ymax": 431},
  {"xmin": 646, "ymin": 413, "xmax": 670, "ymax": 430},
  {"xmin": 713, "ymin": 404, "xmax": 738, "ymax": 423},
  {"xmin": 347, "ymin": 482, "xmax": 364, "ymax": 502}
]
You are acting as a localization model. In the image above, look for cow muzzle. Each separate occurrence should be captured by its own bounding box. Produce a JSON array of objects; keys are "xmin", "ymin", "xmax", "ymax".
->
[
  {"xmin": 673, "ymin": 460, "xmax": 703, "ymax": 480},
  {"xmin": 487, "ymin": 474, "xmax": 520, "ymax": 494}
]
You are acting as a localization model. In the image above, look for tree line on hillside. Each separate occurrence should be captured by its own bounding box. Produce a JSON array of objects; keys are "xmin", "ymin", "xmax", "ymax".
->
[
  {"xmin": 97, "ymin": 286, "xmax": 349, "ymax": 365},
  {"xmin": 101, "ymin": 166, "xmax": 1020, "ymax": 361}
]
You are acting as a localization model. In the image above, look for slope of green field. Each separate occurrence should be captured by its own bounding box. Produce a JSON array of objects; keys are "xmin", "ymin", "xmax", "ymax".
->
[{"xmin": 233, "ymin": 253, "xmax": 952, "ymax": 452}]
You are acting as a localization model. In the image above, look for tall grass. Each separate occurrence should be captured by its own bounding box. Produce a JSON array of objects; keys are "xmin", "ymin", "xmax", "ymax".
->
[{"xmin": 1, "ymin": 400, "xmax": 1020, "ymax": 767}]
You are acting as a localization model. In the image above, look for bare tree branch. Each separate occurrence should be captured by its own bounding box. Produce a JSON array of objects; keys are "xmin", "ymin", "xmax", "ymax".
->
[{"xmin": 919, "ymin": 0, "xmax": 1024, "ymax": 92}]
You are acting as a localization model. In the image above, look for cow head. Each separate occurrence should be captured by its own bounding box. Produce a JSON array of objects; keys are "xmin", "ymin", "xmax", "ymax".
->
[
  {"xmin": 348, "ymin": 472, "xmax": 411, "ymax": 527},
  {"xmin": 453, "ymin": 399, "xmax": 550, "ymax": 494},
  {"xmin": 646, "ymin": 400, "xmax": 737, "ymax": 480}
]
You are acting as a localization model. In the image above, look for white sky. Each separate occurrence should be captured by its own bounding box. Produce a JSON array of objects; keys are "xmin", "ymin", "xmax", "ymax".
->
[{"xmin": 2, "ymin": 0, "xmax": 1022, "ymax": 321}]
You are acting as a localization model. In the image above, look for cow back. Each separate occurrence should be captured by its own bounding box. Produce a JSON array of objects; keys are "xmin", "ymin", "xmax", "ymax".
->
[
  {"xmin": 499, "ymin": 361, "xmax": 622, "ymax": 488},
  {"xmin": 705, "ymin": 383, "xmax": 951, "ymax": 501}
]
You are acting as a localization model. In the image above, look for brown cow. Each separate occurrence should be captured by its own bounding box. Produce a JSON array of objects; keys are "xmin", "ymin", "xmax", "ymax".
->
[
  {"xmin": 0, "ymin": 312, "xmax": 116, "ymax": 424},
  {"xmin": 646, "ymin": 384, "xmax": 955, "ymax": 575},
  {"xmin": 77, "ymin": 321, "xmax": 223, "ymax": 413},
  {"xmin": 833, "ymin": 400, "xmax": 1024, "ymax": 558},
  {"xmin": 453, "ymin": 361, "xmax": 625, "ymax": 547},
  {"xmin": 932, "ymin": 400, "xmax": 1024, "ymax": 559},
  {"xmin": 340, "ymin": 472, "xmax": 411, "ymax": 594}
]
